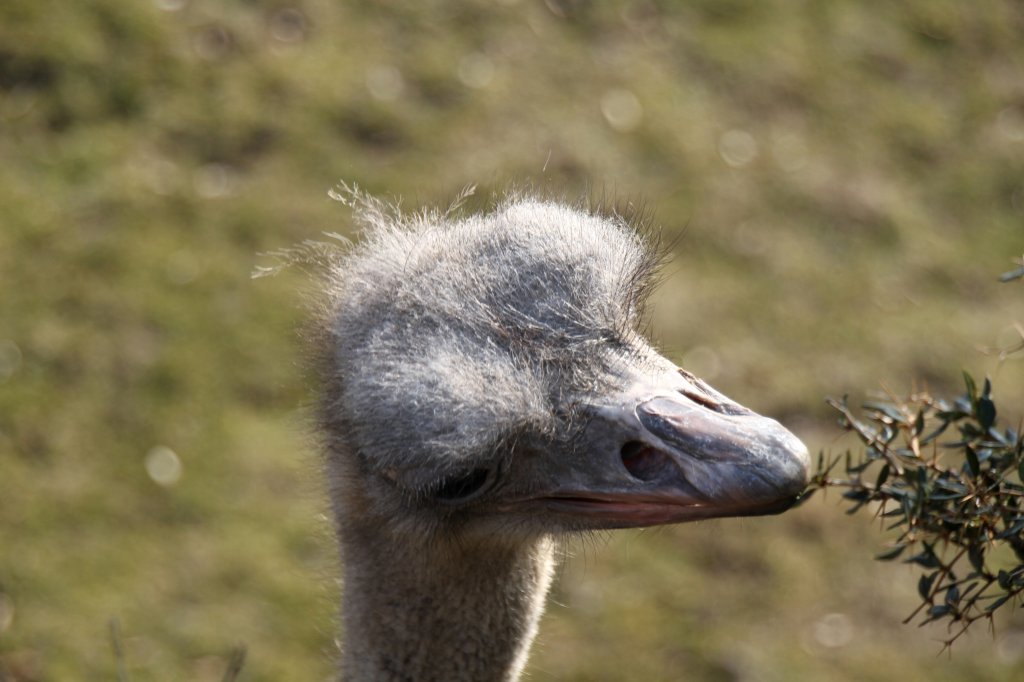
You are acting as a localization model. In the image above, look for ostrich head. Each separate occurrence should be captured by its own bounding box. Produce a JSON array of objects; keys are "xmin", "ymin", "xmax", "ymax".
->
[
  {"xmin": 309, "ymin": 189, "xmax": 811, "ymax": 680},
  {"xmin": 317, "ymin": 191, "xmax": 810, "ymax": 544}
]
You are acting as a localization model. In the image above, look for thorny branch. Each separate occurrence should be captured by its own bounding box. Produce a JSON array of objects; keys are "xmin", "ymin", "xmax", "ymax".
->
[{"xmin": 801, "ymin": 260, "xmax": 1024, "ymax": 648}]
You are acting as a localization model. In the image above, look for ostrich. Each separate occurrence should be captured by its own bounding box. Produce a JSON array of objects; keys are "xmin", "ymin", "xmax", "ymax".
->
[{"xmin": 309, "ymin": 188, "xmax": 810, "ymax": 681}]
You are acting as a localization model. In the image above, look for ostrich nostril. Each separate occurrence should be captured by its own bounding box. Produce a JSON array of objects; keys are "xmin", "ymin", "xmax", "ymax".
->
[
  {"xmin": 620, "ymin": 441, "xmax": 674, "ymax": 482},
  {"xmin": 680, "ymin": 388, "xmax": 720, "ymax": 411},
  {"xmin": 677, "ymin": 384, "xmax": 751, "ymax": 417}
]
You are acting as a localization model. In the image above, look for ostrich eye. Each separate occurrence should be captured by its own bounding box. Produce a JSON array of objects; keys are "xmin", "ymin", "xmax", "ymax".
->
[{"xmin": 433, "ymin": 467, "xmax": 494, "ymax": 504}]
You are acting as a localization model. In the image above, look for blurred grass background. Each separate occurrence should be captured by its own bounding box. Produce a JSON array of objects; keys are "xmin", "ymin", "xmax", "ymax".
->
[{"xmin": 2, "ymin": 0, "xmax": 1023, "ymax": 680}]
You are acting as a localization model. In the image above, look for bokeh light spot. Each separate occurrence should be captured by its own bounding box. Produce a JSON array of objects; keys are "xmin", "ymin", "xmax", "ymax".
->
[
  {"xmin": 0, "ymin": 340, "xmax": 22, "ymax": 382},
  {"xmin": 719, "ymin": 129, "xmax": 758, "ymax": 168},
  {"xmin": 997, "ymin": 629, "xmax": 1024, "ymax": 664},
  {"xmin": 771, "ymin": 132, "xmax": 808, "ymax": 172},
  {"xmin": 683, "ymin": 346, "xmax": 721, "ymax": 381},
  {"xmin": 192, "ymin": 26, "xmax": 233, "ymax": 61},
  {"xmin": 165, "ymin": 249, "xmax": 201, "ymax": 286},
  {"xmin": 154, "ymin": 0, "xmax": 186, "ymax": 11},
  {"xmin": 812, "ymin": 612, "xmax": 854, "ymax": 649},
  {"xmin": 996, "ymin": 107, "xmax": 1024, "ymax": 142},
  {"xmin": 270, "ymin": 8, "xmax": 307, "ymax": 44},
  {"xmin": 145, "ymin": 446, "xmax": 183, "ymax": 487},
  {"xmin": 365, "ymin": 65, "xmax": 405, "ymax": 102},
  {"xmin": 458, "ymin": 53, "xmax": 495, "ymax": 89},
  {"xmin": 601, "ymin": 88, "xmax": 643, "ymax": 133},
  {"xmin": 193, "ymin": 163, "xmax": 237, "ymax": 199},
  {"xmin": 0, "ymin": 593, "xmax": 13, "ymax": 634}
]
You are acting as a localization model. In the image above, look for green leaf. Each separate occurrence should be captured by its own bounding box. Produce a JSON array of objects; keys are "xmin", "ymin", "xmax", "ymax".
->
[
  {"xmin": 900, "ymin": 494, "xmax": 914, "ymax": 519},
  {"xmin": 882, "ymin": 425, "xmax": 898, "ymax": 444},
  {"xmin": 915, "ymin": 466, "xmax": 930, "ymax": 497},
  {"xmin": 928, "ymin": 492, "xmax": 967, "ymax": 502},
  {"xmin": 977, "ymin": 396, "xmax": 997, "ymax": 432},
  {"xmin": 999, "ymin": 265, "xmax": 1024, "ymax": 282},
  {"xmin": 921, "ymin": 419, "xmax": 951, "ymax": 445},
  {"xmin": 847, "ymin": 454, "xmax": 875, "ymax": 473},
  {"xmin": 884, "ymin": 517, "xmax": 906, "ymax": 531},
  {"xmin": 997, "ymin": 518, "xmax": 1024, "ymax": 539},
  {"xmin": 919, "ymin": 572, "xmax": 936, "ymax": 600},
  {"xmin": 959, "ymin": 581, "xmax": 981, "ymax": 600},
  {"xmin": 842, "ymin": 488, "xmax": 872, "ymax": 502},
  {"xmin": 863, "ymin": 401, "xmax": 907, "ymax": 424},
  {"xmin": 968, "ymin": 544, "xmax": 986, "ymax": 574},
  {"xmin": 876, "ymin": 463, "xmax": 891, "ymax": 489},
  {"xmin": 957, "ymin": 423, "xmax": 981, "ymax": 440},
  {"xmin": 965, "ymin": 446, "xmax": 980, "ymax": 478},
  {"xmin": 963, "ymin": 371, "xmax": 978, "ymax": 404},
  {"xmin": 908, "ymin": 548, "xmax": 941, "ymax": 569},
  {"xmin": 876, "ymin": 543, "xmax": 907, "ymax": 561},
  {"xmin": 987, "ymin": 594, "xmax": 1012, "ymax": 612},
  {"xmin": 789, "ymin": 488, "xmax": 816, "ymax": 508},
  {"xmin": 934, "ymin": 478, "xmax": 967, "ymax": 495},
  {"xmin": 914, "ymin": 409, "xmax": 925, "ymax": 437},
  {"xmin": 936, "ymin": 407, "xmax": 970, "ymax": 421}
]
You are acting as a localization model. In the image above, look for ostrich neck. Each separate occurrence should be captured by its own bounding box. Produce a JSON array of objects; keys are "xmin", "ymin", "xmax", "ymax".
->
[{"xmin": 337, "ymin": 515, "xmax": 557, "ymax": 682}]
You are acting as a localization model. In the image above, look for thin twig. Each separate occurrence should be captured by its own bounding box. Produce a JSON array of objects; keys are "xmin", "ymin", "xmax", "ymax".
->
[
  {"xmin": 221, "ymin": 644, "xmax": 247, "ymax": 682},
  {"xmin": 108, "ymin": 618, "xmax": 130, "ymax": 682}
]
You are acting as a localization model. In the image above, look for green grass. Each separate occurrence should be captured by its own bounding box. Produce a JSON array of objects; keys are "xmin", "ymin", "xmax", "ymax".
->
[{"xmin": 2, "ymin": 1, "xmax": 1023, "ymax": 680}]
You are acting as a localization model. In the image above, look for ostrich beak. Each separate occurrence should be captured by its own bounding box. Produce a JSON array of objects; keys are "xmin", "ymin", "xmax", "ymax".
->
[{"xmin": 523, "ymin": 368, "xmax": 810, "ymax": 529}]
